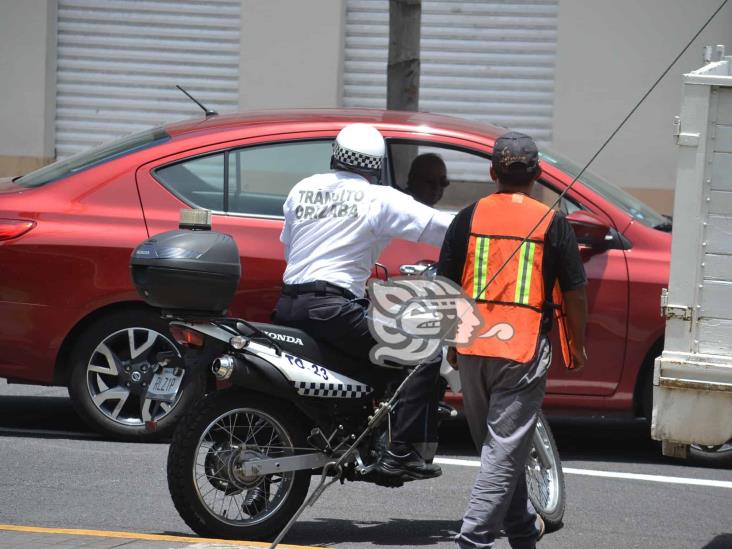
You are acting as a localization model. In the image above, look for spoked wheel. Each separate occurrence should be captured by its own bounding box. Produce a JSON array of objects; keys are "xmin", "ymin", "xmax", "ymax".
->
[
  {"xmin": 168, "ymin": 389, "xmax": 311, "ymax": 540},
  {"xmin": 526, "ymin": 412, "xmax": 565, "ymax": 530}
]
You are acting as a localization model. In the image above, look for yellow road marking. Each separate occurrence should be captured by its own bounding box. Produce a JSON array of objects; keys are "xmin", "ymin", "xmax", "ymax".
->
[{"xmin": 0, "ymin": 524, "xmax": 329, "ymax": 548}]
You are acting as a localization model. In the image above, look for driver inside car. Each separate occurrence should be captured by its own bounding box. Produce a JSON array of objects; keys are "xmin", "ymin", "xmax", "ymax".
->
[
  {"xmin": 273, "ymin": 123, "xmax": 454, "ymax": 482},
  {"xmin": 404, "ymin": 152, "xmax": 450, "ymax": 207}
]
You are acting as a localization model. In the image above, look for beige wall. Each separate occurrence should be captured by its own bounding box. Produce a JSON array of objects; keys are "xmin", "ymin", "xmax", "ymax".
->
[
  {"xmin": 3, "ymin": 0, "xmax": 730, "ymax": 205},
  {"xmin": 0, "ymin": 0, "xmax": 56, "ymax": 175},
  {"xmin": 239, "ymin": 0, "xmax": 344, "ymax": 109},
  {"xmin": 552, "ymin": 0, "xmax": 732, "ymax": 214}
]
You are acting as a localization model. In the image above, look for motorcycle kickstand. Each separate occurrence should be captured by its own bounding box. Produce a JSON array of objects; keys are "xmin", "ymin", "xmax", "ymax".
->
[
  {"xmin": 268, "ymin": 362, "xmax": 425, "ymax": 549},
  {"xmin": 268, "ymin": 461, "xmax": 341, "ymax": 549}
]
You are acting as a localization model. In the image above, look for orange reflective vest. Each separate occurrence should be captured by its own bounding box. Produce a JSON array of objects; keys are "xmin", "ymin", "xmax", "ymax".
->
[{"xmin": 459, "ymin": 192, "xmax": 574, "ymax": 368}]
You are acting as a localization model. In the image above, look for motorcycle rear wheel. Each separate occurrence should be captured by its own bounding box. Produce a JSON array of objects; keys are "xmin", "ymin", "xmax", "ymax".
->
[
  {"xmin": 526, "ymin": 412, "xmax": 565, "ymax": 531},
  {"xmin": 167, "ymin": 389, "xmax": 311, "ymax": 541}
]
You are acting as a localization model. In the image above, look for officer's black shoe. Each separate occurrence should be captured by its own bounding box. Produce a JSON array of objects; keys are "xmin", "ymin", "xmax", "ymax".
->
[
  {"xmin": 359, "ymin": 468, "xmax": 405, "ymax": 488},
  {"xmin": 241, "ymin": 482, "xmax": 269, "ymax": 516},
  {"xmin": 375, "ymin": 446, "xmax": 442, "ymax": 481}
]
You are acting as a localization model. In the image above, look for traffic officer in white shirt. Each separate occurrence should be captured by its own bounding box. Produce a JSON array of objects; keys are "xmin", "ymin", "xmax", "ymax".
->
[{"xmin": 273, "ymin": 123, "xmax": 453, "ymax": 481}]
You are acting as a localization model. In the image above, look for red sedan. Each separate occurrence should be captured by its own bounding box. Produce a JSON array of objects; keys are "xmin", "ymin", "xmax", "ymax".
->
[{"xmin": 0, "ymin": 109, "xmax": 670, "ymax": 443}]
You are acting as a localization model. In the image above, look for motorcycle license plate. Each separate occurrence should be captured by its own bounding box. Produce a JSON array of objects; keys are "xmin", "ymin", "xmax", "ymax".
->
[{"xmin": 147, "ymin": 368, "xmax": 184, "ymax": 402}]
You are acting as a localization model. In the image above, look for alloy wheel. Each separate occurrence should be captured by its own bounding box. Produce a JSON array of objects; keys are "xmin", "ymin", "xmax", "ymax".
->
[{"xmin": 85, "ymin": 327, "xmax": 182, "ymax": 426}]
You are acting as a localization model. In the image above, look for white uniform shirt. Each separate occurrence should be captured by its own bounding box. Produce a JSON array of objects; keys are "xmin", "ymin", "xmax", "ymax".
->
[{"xmin": 281, "ymin": 171, "xmax": 453, "ymax": 297}]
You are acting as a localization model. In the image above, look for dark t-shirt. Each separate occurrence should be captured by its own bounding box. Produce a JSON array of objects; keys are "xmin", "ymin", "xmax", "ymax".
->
[{"xmin": 437, "ymin": 193, "xmax": 587, "ymax": 333}]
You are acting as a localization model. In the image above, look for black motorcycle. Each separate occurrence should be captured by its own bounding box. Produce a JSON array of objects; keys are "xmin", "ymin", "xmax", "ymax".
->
[{"xmin": 130, "ymin": 214, "xmax": 565, "ymax": 543}]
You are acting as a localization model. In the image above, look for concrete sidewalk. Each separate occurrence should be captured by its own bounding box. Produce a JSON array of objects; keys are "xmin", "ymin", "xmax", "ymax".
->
[{"xmin": 0, "ymin": 524, "xmax": 330, "ymax": 549}]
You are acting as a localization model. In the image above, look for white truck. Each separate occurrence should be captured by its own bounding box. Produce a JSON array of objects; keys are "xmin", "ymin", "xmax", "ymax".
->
[{"xmin": 652, "ymin": 45, "xmax": 732, "ymax": 462}]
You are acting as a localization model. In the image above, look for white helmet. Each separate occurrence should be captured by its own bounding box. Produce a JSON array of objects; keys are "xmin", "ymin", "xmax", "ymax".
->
[{"xmin": 332, "ymin": 123, "xmax": 385, "ymax": 175}]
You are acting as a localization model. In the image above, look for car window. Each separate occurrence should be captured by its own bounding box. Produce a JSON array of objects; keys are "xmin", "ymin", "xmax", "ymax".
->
[
  {"xmin": 227, "ymin": 140, "xmax": 333, "ymax": 217},
  {"xmin": 531, "ymin": 181, "xmax": 581, "ymax": 215},
  {"xmin": 388, "ymin": 141, "xmax": 580, "ymax": 214},
  {"xmin": 154, "ymin": 140, "xmax": 333, "ymax": 216},
  {"xmin": 16, "ymin": 127, "xmax": 169, "ymax": 188},
  {"xmin": 155, "ymin": 152, "xmax": 225, "ymax": 212},
  {"xmin": 389, "ymin": 142, "xmax": 494, "ymax": 212},
  {"xmin": 541, "ymin": 149, "xmax": 667, "ymax": 228}
]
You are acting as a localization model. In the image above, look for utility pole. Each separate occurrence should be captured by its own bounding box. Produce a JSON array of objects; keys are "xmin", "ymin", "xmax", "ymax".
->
[{"xmin": 387, "ymin": 0, "xmax": 421, "ymax": 111}]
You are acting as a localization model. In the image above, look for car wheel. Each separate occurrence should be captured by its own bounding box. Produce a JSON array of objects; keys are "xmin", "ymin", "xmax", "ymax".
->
[
  {"xmin": 68, "ymin": 309, "xmax": 206, "ymax": 441},
  {"xmin": 689, "ymin": 441, "xmax": 732, "ymax": 468}
]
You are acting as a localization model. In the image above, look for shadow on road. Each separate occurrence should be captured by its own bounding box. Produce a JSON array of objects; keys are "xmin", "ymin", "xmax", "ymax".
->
[
  {"xmin": 0, "ymin": 387, "xmax": 705, "ymax": 470},
  {"xmin": 702, "ymin": 534, "xmax": 732, "ymax": 548},
  {"xmin": 438, "ymin": 415, "xmax": 670, "ymax": 466},
  {"xmin": 547, "ymin": 416, "xmax": 668, "ymax": 465},
  {"xmin": 287, "ymin": 517, "xmax": 459, "ymax": 546},
  {"xmin": 0, "ymin": 395, "xmax": 89, "ymax": 433}
]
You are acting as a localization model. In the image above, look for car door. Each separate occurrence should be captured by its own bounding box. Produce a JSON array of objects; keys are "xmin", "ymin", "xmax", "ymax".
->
[
  {"xmin": 135, "ymin": 134, "xmax": 333, "ymax": 322},
  {"xmin": 382, "ymin": 136, "xmax": 629, "ymax": 397},
  {"xmin": 539, "ymin": 171, "xmax": 630, "ymax": 398}
]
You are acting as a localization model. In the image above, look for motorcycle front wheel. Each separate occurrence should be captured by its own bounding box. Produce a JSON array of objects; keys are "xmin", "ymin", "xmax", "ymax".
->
[
  {"xmin": 526, "ymin": 412, "xmax": 565, "ymax": 531},
  {"xmin": 167, "ymin": 389, "xmax": 311, "ymax": 541}
]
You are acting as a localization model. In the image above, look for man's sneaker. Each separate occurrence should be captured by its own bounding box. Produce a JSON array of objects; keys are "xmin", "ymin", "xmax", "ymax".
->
[
  {"xmin": 241, "ymin": 482, "xmax": 269, "ymax": 516},
  {"xmin": 375, "ymin": 447, "xmax": 442, "ymax": 481}
]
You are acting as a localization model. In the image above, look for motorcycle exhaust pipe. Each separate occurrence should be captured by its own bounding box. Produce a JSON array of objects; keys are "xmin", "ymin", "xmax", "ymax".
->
[
  {"xmin": 211, "ymin": 352, "xmax": 298, "ymax": 401},
  {"xmin": 212, "ymin": 355, "xmax": 235, "ymax": 381}
]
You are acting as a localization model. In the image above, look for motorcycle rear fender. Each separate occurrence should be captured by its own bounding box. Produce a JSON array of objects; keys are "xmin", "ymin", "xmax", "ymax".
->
[
  {"xmin": 169, "ymin": 320, "xmax": 296, "ymax": 398},
  {"xmin": 228, "ymin": 351, "xmax": 297, "ymax": 401},
  {"xmin": 227, "ymin": 352, "xmax": 351, "ymax": 433},
  {"xmin": 171, "ymin": 321, "xmax": 236, "ymax": 344}
]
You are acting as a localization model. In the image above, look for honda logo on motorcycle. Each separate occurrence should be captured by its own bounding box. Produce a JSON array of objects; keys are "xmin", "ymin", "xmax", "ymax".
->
[{"xmin": 263, "ymin": 331, "xmax": 304, "ymax": 345}]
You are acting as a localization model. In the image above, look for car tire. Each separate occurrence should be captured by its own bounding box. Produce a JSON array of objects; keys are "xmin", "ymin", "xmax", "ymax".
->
[
  {"xmin": 67, "ymin": 308, "xmax": 206, "ymax": 441},
  {"xmin": 689, "ymin": 442, "xmax": 732, "ymax": 468},
  {"xmin": 640, "ymin": 367, "xmax": 653, "ymax": 423}
]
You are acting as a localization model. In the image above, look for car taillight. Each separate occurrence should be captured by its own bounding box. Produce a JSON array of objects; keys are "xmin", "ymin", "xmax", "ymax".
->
[
  {"xmin": 169, "ymin": 325, "xmax": 205, "ymax": 348},
  {"xmin": 0, "ymin": 218, "xmax": 35, "ymax": 241}
]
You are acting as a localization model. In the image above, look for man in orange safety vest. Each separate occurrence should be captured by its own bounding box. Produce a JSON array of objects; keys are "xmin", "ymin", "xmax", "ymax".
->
[{"xmin": 438, "ymin": 131, "xmax": 588, "ymax": 549}]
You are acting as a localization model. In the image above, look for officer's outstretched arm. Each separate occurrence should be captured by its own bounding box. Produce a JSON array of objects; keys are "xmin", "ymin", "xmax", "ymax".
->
[
  {"xmin": 418, "ymin": 211, "xmax": 455, "ymax": 247},
  {"xmin": 372, "ymin": 186, "xmax": 454, "ymax": 246}
]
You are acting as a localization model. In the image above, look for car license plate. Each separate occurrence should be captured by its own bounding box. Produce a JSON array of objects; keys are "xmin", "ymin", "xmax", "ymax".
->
[{"xmin": 147, "ymin": 368, "xmax": 184, "ymax": 402}]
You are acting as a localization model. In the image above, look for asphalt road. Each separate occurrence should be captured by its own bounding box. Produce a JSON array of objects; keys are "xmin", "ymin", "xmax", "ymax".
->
[{"xmin": 0, "ymin": 380, "xmax": 730, "ymax": 549}]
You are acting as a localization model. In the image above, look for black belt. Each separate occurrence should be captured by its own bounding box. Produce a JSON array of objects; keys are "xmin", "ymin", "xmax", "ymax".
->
[{"xmin": 282, "ymin": 281, "xmax": 356, "ymax": 300}]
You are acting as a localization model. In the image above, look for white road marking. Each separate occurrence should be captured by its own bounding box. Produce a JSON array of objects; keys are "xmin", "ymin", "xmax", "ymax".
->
[
  {"xmin": 435, "ymin": 457, "xmax": 482, "ymax": 467},
  {"xmin": 434, "ymin": 457, "xmax": 732, "ymax": 490},
  {"xmin": 561, "ymin": 467, "xmax": 732, "ymax": 489}
]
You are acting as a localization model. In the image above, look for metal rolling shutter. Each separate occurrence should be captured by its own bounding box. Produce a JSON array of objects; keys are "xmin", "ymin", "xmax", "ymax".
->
[
  {"xmin": 55, "ymin": 0, "xmax": 241, "ymax": 159},
  {"xmin": 343, "ymin": 0, "xmax": 559, "ymax": 145}
]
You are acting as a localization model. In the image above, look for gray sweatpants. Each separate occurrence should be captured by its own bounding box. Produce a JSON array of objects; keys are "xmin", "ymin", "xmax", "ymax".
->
[{"xmin": 455, "ymin": 336, "xmax": 551, "ymax": 549}]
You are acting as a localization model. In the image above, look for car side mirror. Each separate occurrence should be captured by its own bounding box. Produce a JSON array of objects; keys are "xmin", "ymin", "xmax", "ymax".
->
[{"xmin": 566, "ymin": 211, "xmax": 612, "ymax": 248}]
